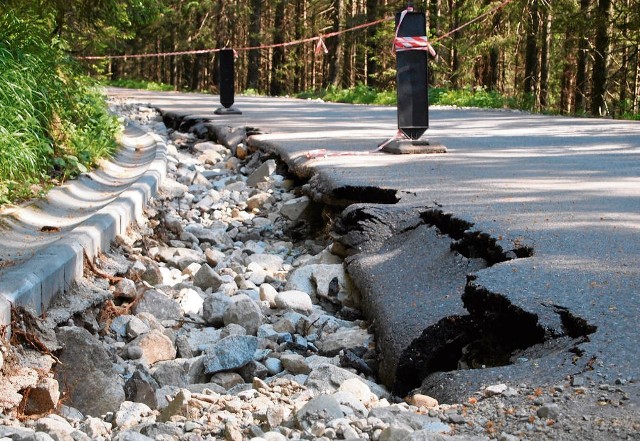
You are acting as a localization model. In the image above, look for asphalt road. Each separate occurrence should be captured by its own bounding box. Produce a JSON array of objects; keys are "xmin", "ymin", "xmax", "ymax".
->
[{"xmin": 107, "ymin": 88, "xmax": 640, "ymax": 402}]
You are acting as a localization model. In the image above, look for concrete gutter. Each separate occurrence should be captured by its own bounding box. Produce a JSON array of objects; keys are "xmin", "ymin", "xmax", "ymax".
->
[{"xmin": 0, "ymin": 124, "xmax": 166, "ymax": 326}]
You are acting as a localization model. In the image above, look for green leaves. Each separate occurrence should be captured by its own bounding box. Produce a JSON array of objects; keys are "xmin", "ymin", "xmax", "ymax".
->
[{"xmin": 0, "ymin": 11, "xmax": 119, "ymax": 205}]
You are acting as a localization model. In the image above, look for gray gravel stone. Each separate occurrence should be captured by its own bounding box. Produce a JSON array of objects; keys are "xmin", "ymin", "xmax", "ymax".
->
[
  {"xmin": 203, "ymin": 335, "xmax": 259, "ymax": 374},
  {"xmin": 295, "ymin": 394, "xmax": 345, "ymax": 431},
  {"xmin": 55, "ymin": 326, "xmax": 125, "ymax": 417},
  {"xmin": 133, "ymin": 289, "xmax": 183, "ymax": 321},
  {"xmin": 202, "ymin": 291, "xmax": 234, "ymax": 326},
  {"xmin": 223, "ymin": 298, "xmax": 264, "ymax": 335}
]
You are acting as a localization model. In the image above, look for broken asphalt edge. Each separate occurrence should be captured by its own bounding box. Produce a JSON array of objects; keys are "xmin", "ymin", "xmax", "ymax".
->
[{"xmin": 0, "ymin": 124, "xmax": 167, "ymax": 327}]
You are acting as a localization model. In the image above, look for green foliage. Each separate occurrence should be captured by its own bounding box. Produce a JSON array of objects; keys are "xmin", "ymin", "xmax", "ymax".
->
[
  {"xmin": 298, "ymin": 85, "xmax": 396, "ymax": 105},
  {"xmin": 0, "ymin": 12, "xmax": 119, "ymax": 205},
  {"xmin": 107, "ymin": 78, "xmax": 174, "ymax": 91},
  {"xmin": 429, "ymin": 87, "xmax": 506, "ymax": 108}
]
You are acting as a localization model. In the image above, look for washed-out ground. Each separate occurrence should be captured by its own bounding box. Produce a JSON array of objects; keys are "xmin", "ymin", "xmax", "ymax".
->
[{"xmin": 0, "ymin": 101, "xmax": 637, "ymax": 441}]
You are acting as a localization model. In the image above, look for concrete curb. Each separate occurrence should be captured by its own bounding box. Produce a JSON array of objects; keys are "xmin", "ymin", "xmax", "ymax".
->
[{"xmin": 0, "ymin": 125, "xmax": 167, "ymax": 326}]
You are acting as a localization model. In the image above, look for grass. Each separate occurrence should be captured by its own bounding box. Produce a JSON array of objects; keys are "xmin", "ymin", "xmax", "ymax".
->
[
  {"xmin": 107, "ymin": 78, "xmax": 174, "ymax": 91},
  {"xmin": 298, "ymin": 84, "xmax": 519, "ymax": 109},
  {"xmin": 0, "ymin": 12, "xmax": 120, "ymax": 206},
  {"xmin": 298, "ymin": 84, "xmax": 396, "ymax": 105}
]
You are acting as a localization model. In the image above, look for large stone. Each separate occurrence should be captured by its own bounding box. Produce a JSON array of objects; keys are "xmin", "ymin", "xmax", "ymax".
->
[
  {"xmin": 193, "ymin": 264, "xmax": 224, "ymax": 291},
  {"xmin": 202, "ymin": 292, "xmax": 234, "ymax": 326},
  {"xmin": 156, "ymin": 246, "xmax": 205, "ymax": 270},
  {"xmin": 223, "ymin": 299, "xmax": 264, "ymax": 335},
  {"xmin": 125, "ymin": 330, "xmax": 176, "ymax": 365},
  {"xmin": 133, "ymin": 289, "xmax": 183, "ymax": 322},
  {"xmin": 245, "ymin": 253, "xmax": 284, "ymax": 274},
  {"xmin": 316, "ymin": 327, "xmax": 372, "ymax": 356},
  {"xmin": 295, "ymin": 394, "xmax": 344, "ymax": 431},
  {"xmin": 339, "ymin": 378, "xmax": 378, "ymax": 406},
  {"xmin": 158, "ymin": 389, "xmax": 191, "ymax": 422},
  {"xmin": 35, "ymin": 415, "xmax": 75, "ymax": 439},
  {"xmin": 259, "ymin": 283, "xmax": 278, "ymax": 308},
  {"xmin": 246, "ymin": 192, "xmax": 272, "ymax": 211},
  {"xmin": 176, "ymin": 327, "xmax": 222, "ymax": 357},
  {"xmin": 55, "ymin": 326, "xmax": 125, "ymax": 417},
  {"xmin": 150, "ymin": 357, "xmax": 206, "ymax": 388},
  {"xmin": 305, "ymin": 363, "xmax": 388, "ymax": 399},
  {"xmin": 284, "ymin": 265, "xmax": 315, "ymax": 295},
  {"xmin": 275, "ymin": 290, "xmax": 313, "ymax": 313},
  {"xmin": 205, "ymin": 247, "xmax": 226, "ymax": 267},
  {"xmin": 280, "ymin": 353, "xmax": 311, "ymax": 375},
  {"xmin": 369, "ymin": 405, "xmax": 450, "ymax": 432},
  {"xmin": 114, "ymin": 401, "xmax": 153, "ymax": 430},
  {"xmin": 246, "ymin": 159, "xmax": 277, "ymax": 187},
  {"xmin": 178, "ymin": 288, "xmax": 204, "ymax": 315},
  {"xmin": 280, "ymin": 196, "xmax": 310, "ymax": 221},
  {"xmin": 311, "ymin": 264, "xmax": 357, "ymax": 306},
  {"xmin": 203, "ymin": 335, "xmax": 259, "ymax": 374},
  {"xmin": 124, "ymin": 368, "xmax": 160, "ymax": 409}
]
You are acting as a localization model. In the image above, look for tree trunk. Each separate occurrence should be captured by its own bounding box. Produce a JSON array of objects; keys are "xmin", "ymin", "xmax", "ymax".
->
[
  {"xmin": 270, "ymin": 0, "xmax": 287, "ymax": 96},
  {"xmin": 428, "ymin": 0, "xmax": 441, "ymax": 87},
  {"xmin": 539, "ymin": 4, "xmax": 552, "ymax": 109},
  {"xmin": 574, "ymin": 0, "xmax": 591, "ymax": 114},
  {"xmin": 449, "ymin": 0, "xmax": 463, "ymax": 88},
  {"xmin": 560, "ymin": 29, "xmax": 575, "ymax": 114},
  {"xmin": 366, "ymin": 0, "xmax": 379, "ymax": 87},
  {"xmin": 591, "ymin": 0, "xmax": 611, "ymax": 115},
  {"xmin": 327, "ymin": 0, "xmax": 344, "ymax": 87},
  {"xmin": 247, "ymin": 0, "xmax": 262, "ymax": 91},
  {"xmin": 523, "ymin": 0, "xmax": 539, "ymax": 101},
  {"xmin": 635, "ymin": 45, "xmax": 640, "ymax": 113}
]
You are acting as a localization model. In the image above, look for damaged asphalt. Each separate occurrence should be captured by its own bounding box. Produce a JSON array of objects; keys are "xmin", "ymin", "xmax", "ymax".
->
[{"xmin": 107, "ymin": 88, "xmax": 640, "ymax": 404}]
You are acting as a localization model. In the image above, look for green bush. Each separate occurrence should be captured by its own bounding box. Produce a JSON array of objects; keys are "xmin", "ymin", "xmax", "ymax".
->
[
  {"xmin": 297, "ymin": 84, "xmax": 397, "ymax": 106},
  {"xmin": 429, "ymin": 87, "xmax": 506, "ymax": 108},
  {"xmin": 0, "ymin": 12, "xmax": 119, "ymax": 205}
]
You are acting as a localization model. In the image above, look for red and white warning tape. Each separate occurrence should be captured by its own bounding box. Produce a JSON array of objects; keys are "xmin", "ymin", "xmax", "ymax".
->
[
  {"xmin": 394, "ymin": 36, "xmax": 437, "ymax": 57},
  {"xmin": 78, "ymin": 17, "xmax": 393, "ymax": 60}
]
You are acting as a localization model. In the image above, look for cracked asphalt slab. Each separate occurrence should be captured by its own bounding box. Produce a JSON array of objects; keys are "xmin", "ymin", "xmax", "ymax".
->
[{"xmin": 106, "ymin": 88, "xmax": 640, "ymax": 403}]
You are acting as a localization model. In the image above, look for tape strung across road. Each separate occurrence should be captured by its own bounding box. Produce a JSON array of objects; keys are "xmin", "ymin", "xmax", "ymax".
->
[{"xmin": 0, "ymin": 124, "xmax": 167, "ymax": 326}]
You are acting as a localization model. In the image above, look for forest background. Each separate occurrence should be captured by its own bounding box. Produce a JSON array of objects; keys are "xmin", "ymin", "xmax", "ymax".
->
[{"xmin": 80, "ymin": 0, "xmax": 640, "ymax": 119}]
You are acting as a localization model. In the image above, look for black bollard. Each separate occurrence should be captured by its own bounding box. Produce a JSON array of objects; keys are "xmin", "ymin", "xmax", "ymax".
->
[
  {"xmin": 215, "ymin": 49, "xmax": 242, "ymax": 115},
  {"xmin": 382, "ymin": 3, "xmax": 446, "ymax": 154}
]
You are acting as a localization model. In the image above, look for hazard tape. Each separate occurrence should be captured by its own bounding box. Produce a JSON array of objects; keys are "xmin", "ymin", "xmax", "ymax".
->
[
  {"xmin": 394, "ymin": 36, "xmax": 437, "ymax": 57},
  {"xmin": 78, "ymin": 17, "xmax": 393, "ymax": 61}
]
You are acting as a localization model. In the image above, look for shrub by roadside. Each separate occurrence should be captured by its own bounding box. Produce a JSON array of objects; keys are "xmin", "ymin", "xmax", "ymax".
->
[{"xmin": 0, "ymin": 12, "xmax": 119, "ymax": 206}]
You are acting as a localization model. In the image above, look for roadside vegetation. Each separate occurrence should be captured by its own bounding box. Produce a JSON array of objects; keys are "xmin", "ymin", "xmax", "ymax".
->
[
  {"xmin": 108, "ymin": 78, "xmax": 174, "ymax": 92},
  {"xmin": 0, "ymin": 13, "xmax": 120, "ymax": 206},
  {"xmin": 297, "ymin": 84, "xmax": 524, "ymax": 110}
]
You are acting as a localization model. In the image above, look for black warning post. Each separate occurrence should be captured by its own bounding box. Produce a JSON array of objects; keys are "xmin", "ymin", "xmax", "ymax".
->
[
  {"xmin": 382, "ymin": 3, "xmax": 446, "ymax": 154},
  {"xmin": 215, "ymin": 49, "xmax": 242, "ymax": 115}
]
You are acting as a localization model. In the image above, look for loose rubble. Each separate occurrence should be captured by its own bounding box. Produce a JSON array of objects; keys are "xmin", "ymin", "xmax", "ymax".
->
[{"xmin": 0, "ymin": 101, "xmax": 638, "ymax": 441}]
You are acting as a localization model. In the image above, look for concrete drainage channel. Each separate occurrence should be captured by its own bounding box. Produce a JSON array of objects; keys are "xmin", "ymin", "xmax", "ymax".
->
[{"xmin": 161, "ymin": 111, "xmax": 599, "ymax": 403}]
